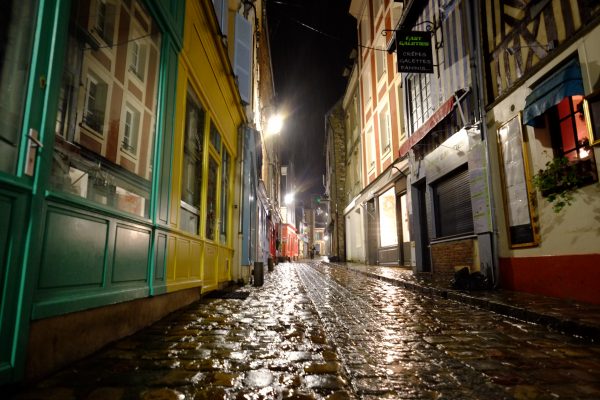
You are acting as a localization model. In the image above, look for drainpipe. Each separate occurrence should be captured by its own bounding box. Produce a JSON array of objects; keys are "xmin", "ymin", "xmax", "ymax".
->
[{"xmin": 466, "ymin": 0, "xmax": 500, "ymax": 288}]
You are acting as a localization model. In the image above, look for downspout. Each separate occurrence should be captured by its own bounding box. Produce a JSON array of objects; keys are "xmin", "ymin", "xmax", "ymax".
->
[{"xmin": 466, "ymin": 0, "xmax": 499, "ymax": 287}]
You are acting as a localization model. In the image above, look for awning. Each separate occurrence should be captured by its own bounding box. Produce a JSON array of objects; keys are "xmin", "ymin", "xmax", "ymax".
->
[
  {"xmin": 523, "ymin": 58, "xmax": 584, "ymax": 127},
  {"xmin": 399, "ymin": 95, "xmax": 455, "ymax": 157}
]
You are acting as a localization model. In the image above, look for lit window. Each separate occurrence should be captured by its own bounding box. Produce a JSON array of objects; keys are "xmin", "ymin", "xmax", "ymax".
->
[
  {"xmin": 378, "ymin": 187, "xmax": 398, "ymax": 247},
  {"xmin": 549, "ymin": 96, "xmax": 592, "ymax": 162}
]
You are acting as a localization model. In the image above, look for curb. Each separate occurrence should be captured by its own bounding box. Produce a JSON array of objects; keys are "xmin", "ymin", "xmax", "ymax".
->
[{"xmin": 322, "ymin": 261, "xmax": 599, "ymax": 342}]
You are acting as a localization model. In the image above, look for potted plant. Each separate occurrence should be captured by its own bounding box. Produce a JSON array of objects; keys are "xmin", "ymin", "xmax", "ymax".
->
[{"xmin": 531, "ymin": 156, "xmax": 586, "ymax": 213}]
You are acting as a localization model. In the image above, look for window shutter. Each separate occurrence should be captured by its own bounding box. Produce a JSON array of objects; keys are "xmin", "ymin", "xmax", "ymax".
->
[
  {"xmin": 213, "ymin": 0, "xmax": 228, "ymax": 35},
  {"xmin": 234, "ymin": 14, "xmax": 253, "ymax": 105}
]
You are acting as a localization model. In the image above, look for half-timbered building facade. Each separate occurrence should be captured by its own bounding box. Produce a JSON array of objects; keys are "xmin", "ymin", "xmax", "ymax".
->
[{"xmin": 483, "ymin": 0, "xmax": 600, "ymax": 303}]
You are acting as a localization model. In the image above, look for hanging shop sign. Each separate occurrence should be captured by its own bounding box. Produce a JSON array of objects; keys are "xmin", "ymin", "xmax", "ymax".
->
[{"xmin": 396, "ymin": 31, "xmax": 433, "ymax": 73}]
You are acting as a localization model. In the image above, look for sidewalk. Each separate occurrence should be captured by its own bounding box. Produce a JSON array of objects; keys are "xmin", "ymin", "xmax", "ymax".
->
[{"xmin": 323, "ymin": 261, "xmax": 600, "ymax": 342}]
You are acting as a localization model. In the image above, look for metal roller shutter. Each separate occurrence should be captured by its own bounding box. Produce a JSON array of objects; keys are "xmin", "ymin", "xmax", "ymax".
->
[{"xmin": 434, "ymin": 167, "xmax": 474, "ymax": 237}]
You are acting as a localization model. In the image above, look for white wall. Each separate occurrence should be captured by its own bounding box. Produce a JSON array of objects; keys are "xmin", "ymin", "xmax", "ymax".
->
[{"xmin": 487, "ymin": 24, "xmax": 600, "ymax": 258}]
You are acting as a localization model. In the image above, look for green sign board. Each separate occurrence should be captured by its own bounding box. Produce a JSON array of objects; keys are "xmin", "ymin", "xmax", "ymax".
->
[{"xmin": 396, "ymin": 31, "xmax": 434, "ymax": 73}]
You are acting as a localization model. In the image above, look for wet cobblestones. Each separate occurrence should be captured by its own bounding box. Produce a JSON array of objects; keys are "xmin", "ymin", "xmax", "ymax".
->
[
  {"xmin": 9, "ymin": 261, "xmax": 600, "ymax": 399},
  {"xmin": 301, "ymin": 263, "xmax": 600, "ymax": 399}
]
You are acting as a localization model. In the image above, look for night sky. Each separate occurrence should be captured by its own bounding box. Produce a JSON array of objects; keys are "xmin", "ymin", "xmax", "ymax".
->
[{"xmin": 267, "ymin": 0, "xmax": 357, "ymax": 203}]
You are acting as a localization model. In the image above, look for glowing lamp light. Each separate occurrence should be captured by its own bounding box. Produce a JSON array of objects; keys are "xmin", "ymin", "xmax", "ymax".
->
[
  {"xmin": 266, "ymin": 114, "xmax": 283, "ymax": 135},
  {"xmin": 324, "ymin": 235, "xmax": 329, "ymax": 241},
  {"xmin": 284, "ymin": 193, "xmax": 294, "ymax": 205}
]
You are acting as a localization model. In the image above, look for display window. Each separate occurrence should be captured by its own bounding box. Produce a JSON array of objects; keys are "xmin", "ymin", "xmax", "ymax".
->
[{"xmin": 50, "ymin": 0, "xmax": 161, "ymax": 218}]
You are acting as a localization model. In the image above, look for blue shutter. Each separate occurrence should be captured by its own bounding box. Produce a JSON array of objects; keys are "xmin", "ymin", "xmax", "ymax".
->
[
  {"xmin": 234, "ymin": 14, "xmax": 253, "ymax": 105},
  {"xmin": 213, "ymin": 0, "xmax": 228, "ymax": 35},
  {"xmin": 241, "ymin": 127, "xmax": 259, "ymax": 265}
]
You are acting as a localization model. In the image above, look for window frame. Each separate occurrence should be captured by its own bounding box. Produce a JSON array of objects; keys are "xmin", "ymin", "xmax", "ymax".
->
[
  {"xmin": 548, "ymin": 96, "xmax": 592, "ymax": 161},
  {"xmin": 407, "ymin": 73, "xmax": 433, "ymax": 134},
  {"xmin": 180, "ymin": 87, "xmax": 206, "ymax": 234},
  {"xmin": 83, "ymin": 71, "xmax": 108, "ymax": 136},
  {"xmin": 121, "ymin": 103, "xmax": 141, "ymax": 156},
  {"xmin": 378, "ymin": 105, "xmax": 391, "ymax": 156},
  {"xmin": 365, "ymin": 125, "xmax": 376, "ymax": 172}
]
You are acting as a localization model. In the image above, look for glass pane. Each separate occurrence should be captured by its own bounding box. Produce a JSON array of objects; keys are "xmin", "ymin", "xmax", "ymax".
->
[
  {"xmin": 50, "ymin": 0, "xmax": 161, "ymax": 218},
  {"xmin": 0, "ymin": 1, "xmax": 38, "ymax": 174},
  {"xmin": 400, "ymin": 194, "xmax": 410, "ymax": 242},
  {"xmin": 378, "ymin": 187, "xmax": 398, "ymax": 247},
  {"xmin": 182, "ymin": 89, "xmax": 205, "ymax": 208},
  {"xmin": 560, "ymin": 118, "xmax": 576, "ymax": 153},
  {"xmin": 206, "ymin": 156, "xmax": 218, "ymax": 241},
  {"xmin": 220, "ymin": 149, "xmax": 230, "ymax": 244},
  {"xmin": 575, "ymin": 110, "xmax": 590, "ymax": 143},
  {"xmin": 209, "ymin": 122, "xmax": 221, "ymax": 151}
]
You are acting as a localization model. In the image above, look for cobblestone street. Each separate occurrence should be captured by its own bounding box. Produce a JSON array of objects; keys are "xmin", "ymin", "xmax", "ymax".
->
[{"xmin": 10, "ymin": 262, "xmax": 600, "ymax": 400}]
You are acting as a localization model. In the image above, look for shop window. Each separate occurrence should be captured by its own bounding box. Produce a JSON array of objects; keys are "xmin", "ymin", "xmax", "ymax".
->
[
  {"xmin": 180, "ymin": 88, "xmax": 205, "ymax": 234},
  {"xmin": 433, "ymin": 166, "xmax": 474, "ymax": 238},
  {"xmin": 220, "ymin": 149, "xmax": 230, "ymax": 244},
  {"xmin": 0, "ymin": 1, "xmax": 38, "ymax": 174},
  {"xmin": 50, "ymin": 0, "xmax": 161, "ymax": 219},
  {"xmin": 206, "ymin": 156, "xmax": 219, "ymax": 241},
  {"xmin": 378, "ymin": 187, "xmax": 398, "ymax": 247}
]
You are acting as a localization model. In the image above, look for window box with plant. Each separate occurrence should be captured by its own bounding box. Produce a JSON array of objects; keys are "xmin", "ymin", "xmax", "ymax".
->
[
  {"xmin": 531, "ymin": 153, "xmax": 596, "ymax": 213},
  {"xmin": 532, "ymin": 94, "xmax": 598, "ymax": 213}
]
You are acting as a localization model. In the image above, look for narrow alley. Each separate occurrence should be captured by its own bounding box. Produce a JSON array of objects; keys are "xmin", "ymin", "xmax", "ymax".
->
[{"xmin": 10, "ymin": 262, "xmax": 600, "ymax": 400}]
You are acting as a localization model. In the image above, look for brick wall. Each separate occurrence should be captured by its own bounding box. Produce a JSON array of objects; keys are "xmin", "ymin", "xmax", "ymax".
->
[{"xmin": 430, "ymin": 239, "xmax": 474, "ymax": 275}]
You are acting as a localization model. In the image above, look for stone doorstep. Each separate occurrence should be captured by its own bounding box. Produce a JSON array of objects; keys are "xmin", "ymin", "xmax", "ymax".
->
[{"xmin": 323, "ymin": 262, "xmax": 600, "ymax": 342}]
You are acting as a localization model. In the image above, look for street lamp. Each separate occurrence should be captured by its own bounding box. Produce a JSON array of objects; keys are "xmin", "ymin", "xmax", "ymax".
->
[
  {"xmin": 266, "ymin": 113, "xmax": 283, "ymax": 135},
  {"xmin": 284, "ymin": 192, "xmax": 294, "ymax": 205}
]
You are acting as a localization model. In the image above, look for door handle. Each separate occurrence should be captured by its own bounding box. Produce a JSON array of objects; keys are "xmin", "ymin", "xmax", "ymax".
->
[
  {"xmin": 27, "ymin": 130, "xmax": 44, "ymax": 148},
  {"xmin": 25, "ymin": 128, "xmax": 42, "ymax": 176}
]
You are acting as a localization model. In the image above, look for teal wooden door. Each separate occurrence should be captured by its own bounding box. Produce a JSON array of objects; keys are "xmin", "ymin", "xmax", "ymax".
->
[{"xmin": 0, "ymin": 0, "xmax": 58, "ymax": 383}]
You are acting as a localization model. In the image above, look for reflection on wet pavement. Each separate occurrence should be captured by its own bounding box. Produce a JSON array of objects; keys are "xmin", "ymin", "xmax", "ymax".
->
[{"xmin": 9, "ymin": 261, "xmax": 600, "ymax": 399}]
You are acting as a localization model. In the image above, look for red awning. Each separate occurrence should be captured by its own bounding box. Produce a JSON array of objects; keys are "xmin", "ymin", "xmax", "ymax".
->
[{"xmin": 399, "ymin": 95, "xmax": 455, "ymax": 157}]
